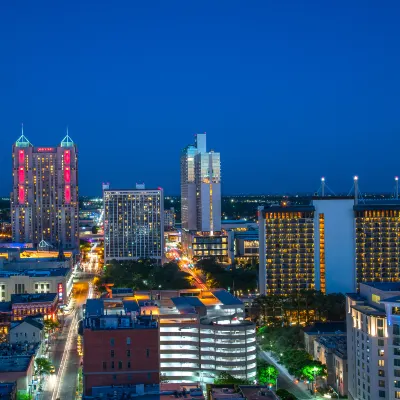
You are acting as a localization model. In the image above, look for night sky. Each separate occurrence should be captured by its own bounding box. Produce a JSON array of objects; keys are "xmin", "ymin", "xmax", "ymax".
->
[{"xmin": 1, "ymin": 1, "xmax": 400, "ymax": 196}]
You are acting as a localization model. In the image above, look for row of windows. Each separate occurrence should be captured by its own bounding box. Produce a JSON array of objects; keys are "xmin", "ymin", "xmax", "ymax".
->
[{"xmin": 110, "ymin": 349, "xmax": 150, "ymax": 358}]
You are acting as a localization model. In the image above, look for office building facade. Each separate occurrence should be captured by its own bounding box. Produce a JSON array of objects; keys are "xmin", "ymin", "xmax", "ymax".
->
[
  {"xmin": 11, "ymin": 129, "xmax": 79, "ymax": 249},
  {"xmin": 181, "ymin": 134, "xmax": 225, "ymax": 261},
  {"xmin": 104, "ymin": 187, "xmax": 164, "ymax": 263},
  {"xmin": 346, "ymin": 282, "xmax": 400, "ymax": 400}
]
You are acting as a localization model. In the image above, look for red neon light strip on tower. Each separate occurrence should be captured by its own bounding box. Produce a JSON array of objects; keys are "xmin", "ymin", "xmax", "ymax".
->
[
  {"xmin": 18, "ymin": 150, "xmax": 24, "ymax": 164},
  {"xmin": 18, "ymin": 167, "xmax": 24, "ymax": 184},
  {"xmin": 18, "ymin": 185, "xmax": 24, "ymax": 204},
  {"xmin": 64, "ymin": 167, "xmax": 70, "ymax": 183},
  {"xmin": 65, "ymin": 185, "xmax": 71, "ymax": 203},
  {"xmin": 64, "ymin": 150, "xmax": 70, "ymax": 165}
]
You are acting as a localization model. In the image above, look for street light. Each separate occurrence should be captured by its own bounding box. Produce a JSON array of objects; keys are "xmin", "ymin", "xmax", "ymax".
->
[{"xmin": 313, "ymin": 367, "xmax": 318, "ymax": 397}]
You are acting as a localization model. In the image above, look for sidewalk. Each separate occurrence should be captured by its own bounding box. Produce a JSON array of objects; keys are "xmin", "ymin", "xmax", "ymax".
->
[{"xmin": 258, "ymin": 347, "xmax": 323, "ymax": 399}]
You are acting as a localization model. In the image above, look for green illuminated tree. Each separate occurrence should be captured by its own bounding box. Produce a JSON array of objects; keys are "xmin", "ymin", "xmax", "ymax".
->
[
  {"xmin": 301, "ymin": 362, "xmax": 326, "ymax": 382},
  {"xmin": 257, "ymin": 363, "xmax": 279, "ymax": 385}
]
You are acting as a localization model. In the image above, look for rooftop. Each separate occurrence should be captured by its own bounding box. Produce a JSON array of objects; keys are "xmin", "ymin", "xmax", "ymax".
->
[
  {"xmin": 86, "ymin": 383, "xmax": 204, "ymax": 400},
  {"xmin": 0, "ymin": 268, "xmax": 71, "ymax": 278},
  {"xmin": 11, "ymin": 293, "xmax": 58, "ymax": 304},
  {"xmin": 352, "ymin": 304, "xmax": 386, "ymax": 317},
  {"xmin": 303, "ymin": 322, "xmax": 346, "ymax": 335},
  {"xmin": 0, "ymin": 382, "xmax": 16, "ymax": 397},
  {"xmin": 84, "ymin": 314, "xmax": 157, "ymax": 330},
  {"xmin": 262, "ymin": 205, "xmax": 315, "ymax": 214},
  {"xmin": 0, "ymin": 356, "xmax": 34, "ymax": 373},
  {"xmin": 85, "ymin": 298, "xmax": 140, "ymax": 317},
  {"xmin": 11, "ymin": 317, "xmax": 44, "ymax": 331},
  {"xmin": 315, "ymin": 335, "xmax": 347, "ymax": 354},
  {"xmin": 212, "ymin": 290, "xmax": 243, "ymax": 306},
  {"xmin": 0, "ymin": 302, "xmax": 11, "ymax": 313},
  {"xmin": 239, "ymin": 386, "xmax": 278, "ymax": 400},
  {"xmin": 362, "ymin": 282, "xmax": 400, "ymax": 292}
]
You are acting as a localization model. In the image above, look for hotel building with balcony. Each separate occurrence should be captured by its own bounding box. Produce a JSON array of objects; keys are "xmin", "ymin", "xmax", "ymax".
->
[
  {"xmin": 346, "ymin": 282, "xmax": 400, "ymax": 400},
  {"xmin": 103, "ymin": 186, "xmax": 164, "ymax": 264},
  {"xmin": 11, "ymin": 129, "xmax": 79, "ymax": 249}
]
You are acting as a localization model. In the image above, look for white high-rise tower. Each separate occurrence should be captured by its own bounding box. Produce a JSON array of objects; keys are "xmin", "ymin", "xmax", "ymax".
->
[{"xmin": 181, "ymin": 133, "xmax": 225, "ymax": 261}]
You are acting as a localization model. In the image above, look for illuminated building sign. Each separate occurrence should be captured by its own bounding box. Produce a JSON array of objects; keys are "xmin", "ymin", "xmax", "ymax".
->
[
  {"xmin": 64, "ymin": 167, "xmax": 71, "ymax": 183},
  {"xmin": 18, "ymin": 185, "xmax": 24, "ymax": 204},
  {"xmin": 65, "ymin": 185, "xmax": 71, "ymax": 204},
  {"xmin": 18, "ymin": 167, "xmax": 24, "ymax": 184},
  {"xmin": 58, "ymin": 283, "xmax": 63, "ymax": 302},
  {"xmin": 37, "ymin": 147, "xmax": 55, "ymax": 152},
  {"xmin": 64, "ymin": 150, "xmax": 70, "ymax": 165},
  {"xmin": 18, "ymin": 150, "xmax": 24, "ymax": 164}
]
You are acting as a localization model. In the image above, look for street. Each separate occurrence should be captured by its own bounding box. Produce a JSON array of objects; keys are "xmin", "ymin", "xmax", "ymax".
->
[
  {"xmin": 41, "ymin": 281, "xmax": 89, "ymax": 400},
  {"xmin": 165, "ymin": 248, "xmax": 209, "ymax": 290},
  {"xmin": 259, "ymin": 350, "xmax": 323, "ymax": 400}
]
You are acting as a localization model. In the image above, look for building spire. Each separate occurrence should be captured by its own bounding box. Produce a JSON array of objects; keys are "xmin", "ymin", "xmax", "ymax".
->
[
  {"xmin": 15, "ymin": 123, "xmax": 32, "ymax": 147},
  {"xmin": 61, "ymin": 126, "xmax": 74, "ymax": 147}
]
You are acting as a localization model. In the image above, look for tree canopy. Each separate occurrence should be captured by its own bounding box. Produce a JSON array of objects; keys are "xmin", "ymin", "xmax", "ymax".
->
[
  {"xmin": 213, "ymin": 372, "xmax": 251, "ymax": 385},
  {"xmin": 96, "ymin": 259, "xmax": 192, "ymax": 291},
  {"xmin": 35, "ymin": 357, "xmax": 53, "ymax": 376},
  {"xmin": 196, "ymin": 258, "xmax": 257, "ymax": 292},
  {"xmin": 257, "ymin": 360, "xmax": 279, "ymax": 385}
]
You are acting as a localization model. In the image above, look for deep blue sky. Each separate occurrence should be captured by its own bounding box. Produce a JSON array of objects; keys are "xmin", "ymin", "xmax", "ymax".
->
[{"xmin": 1, "ymin": 1, "xmax": 400, "ymax": 196}]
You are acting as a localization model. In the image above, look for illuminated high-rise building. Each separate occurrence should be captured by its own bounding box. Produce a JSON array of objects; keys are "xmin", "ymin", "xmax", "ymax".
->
[
  {"xmin": 354, "ymin": 201, "xmax": 400, "ymax": 289},
  {"xmin": 181, "ymin": 134, "xmax": 226, "ymax": 261},
  {"xmin": 103, "ymin": 185, "xmax": 164, "ymax": 263},
  {"xmin": 258, "ymin": 197, "xmax": 356, "ymax": 296},
  {"xmin": 258, "ymin": 204, "xmax": 316, "ymax": 296},
  {"xmin": 11, "ymin": 128, "xmax": 79, "ymax": 249}
]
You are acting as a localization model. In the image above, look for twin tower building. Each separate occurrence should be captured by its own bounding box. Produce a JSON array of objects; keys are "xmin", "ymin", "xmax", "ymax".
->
[{"xmin": 11, "ymin": 129, "xmax": 79, "ymax": 250}]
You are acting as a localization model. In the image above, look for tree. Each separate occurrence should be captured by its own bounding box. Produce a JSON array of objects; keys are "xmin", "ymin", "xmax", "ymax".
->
[
  {"xmin": 17, "ymin": 392, "xmax": 31, "ymax": 400},
  {"xmin": 35, "ymin": 357, "xmax": 53, "ymax": 387},
  {"xmin": 91, "ymin": 226, "xmax": 99, "ymax": 234},
  {"xmin": 300, "ymin": 362, "xmax": 326, "ymax": 382},
  {"xmin": 43, "ymin": 319, "xmax": 60, "ymax": 334},
  {"xmin": 257, "ymin": 363, "xmax": 279, "ymax": 386},
  {"xmin": 214, "ymin": 372, "xmax": 251, "ymax": 385}
]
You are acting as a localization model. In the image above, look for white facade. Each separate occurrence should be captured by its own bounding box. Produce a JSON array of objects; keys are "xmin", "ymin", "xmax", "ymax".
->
[
  {"xmin": 0, "ymin": 268, "xmax": 73, "ymax": 302},
  {"xmin": 104, "ymin": 189, "xmax": 164, "ymax": 263},
  {"xmin": 181, "ymin": 134, "xmax": 221, "ymax": 234},
  {"xmin": 159, "ymin": 317, "xmax": 256, "ymax": 384},
  {"xmin": 10, "ymin": 319, "xmax": 44, "ymax": 344},
  {"xmin": 313, "ymin": 198, "xmax": 356, "ymax": 293},
  {"xmin": 346, "ymin": 283, "xmax": 400, "ymax": 400},
  {"xmin": 181, "ymin": 146, "xmax": 198, "ymax": 231}
]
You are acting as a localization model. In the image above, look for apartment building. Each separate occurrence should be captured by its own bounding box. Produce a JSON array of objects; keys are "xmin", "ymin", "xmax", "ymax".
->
[{"xmin": 347, "ymin": 282, "xmax": 400, "ymax": 400}]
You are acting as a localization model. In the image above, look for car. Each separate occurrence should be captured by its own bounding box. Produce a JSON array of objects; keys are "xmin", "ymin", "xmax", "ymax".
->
[{"xmin": 50, "ymin": 365, "xmax": 56, "ymax": 374}]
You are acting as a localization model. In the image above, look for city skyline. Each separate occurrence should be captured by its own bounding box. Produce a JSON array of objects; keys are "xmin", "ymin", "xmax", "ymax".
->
[{"xmin": 2, "ymin": 2, "xmax": 400, "ymax": 195}]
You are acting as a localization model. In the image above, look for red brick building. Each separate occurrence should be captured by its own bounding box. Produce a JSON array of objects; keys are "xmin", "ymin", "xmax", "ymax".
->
[{"xmin": 83, "ymin": 299, "xmax": 159, "ymax": 396}]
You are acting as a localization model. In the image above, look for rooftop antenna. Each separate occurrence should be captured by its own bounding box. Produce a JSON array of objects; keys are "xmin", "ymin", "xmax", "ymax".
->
[
  {"xmin": 316, "ymin": 177, "xmax": 336, "ymax": 196},
  {"xmin": 354, "ymin": 176, "xmax": 359, "ymax": 205},
  {"xmin": 16, "ymin": 123, "xmax": 32, "ymax": 148},
  {"xmin": 395, "ymin": 177, "xmax": 399, "ymax": 200}
]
